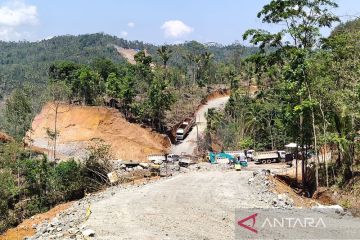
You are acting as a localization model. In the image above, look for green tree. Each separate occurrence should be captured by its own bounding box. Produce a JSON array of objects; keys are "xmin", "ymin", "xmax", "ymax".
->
[
  {"xmin": 134, "ymin": 50, "xmax": 153, "ymax": 86},
  {"xmin": 106, "ymin": 72, "xmax": 135, "ymax": 117},
  {"xmin": 243, "ymin": 0, "xmax": 339, "ymax": 189},
  {"xmin": 76, "ymin": 67, "xmax": 103, "ymax": 105},
  {"xmin": 5, "ymin": 89, "xmax": 33, "ymax": 141},
  {"xmin": 146, "ymin": 74, "xmax": 175, "ymax": 130},
  {"xmin": 157, "ymin": 46, "xmax": 173, "ymax": 69},
  {"xmin": 91, "ymin": 57, "xmax": 118, "ymax": 80}
]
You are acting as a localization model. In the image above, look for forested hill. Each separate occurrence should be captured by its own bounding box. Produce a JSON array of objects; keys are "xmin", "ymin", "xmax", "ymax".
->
[{"xmin": 0, "ymin": 33, "xmax": 257, "ymax": 99}]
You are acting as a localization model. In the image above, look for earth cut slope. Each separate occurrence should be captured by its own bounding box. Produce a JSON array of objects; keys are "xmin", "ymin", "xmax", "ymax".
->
[{"xmin": 30, "ymin": 103, "xmax": 170, "ymax": 161}]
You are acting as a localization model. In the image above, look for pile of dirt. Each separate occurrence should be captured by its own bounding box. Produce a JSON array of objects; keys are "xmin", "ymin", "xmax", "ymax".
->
[
  {"xmin": 30, "ymin": 103, "xmax": 170, "ymax": 162},
  {"xmin": 271, "ymin": 175, "xmax": 319, "ymax": 207},
  {"xmin": 312, "ymin": 187, "xmax": 337, "ymax": 205}
]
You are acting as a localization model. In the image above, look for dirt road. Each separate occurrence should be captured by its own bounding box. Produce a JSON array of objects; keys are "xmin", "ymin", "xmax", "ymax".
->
[
  {"xmin": 86, "ymin": 170, "xmax": 268, "ymax": 240},
  {"xmin": 171, "ymin": 96, "xmax": 229, "ymax": 155}
]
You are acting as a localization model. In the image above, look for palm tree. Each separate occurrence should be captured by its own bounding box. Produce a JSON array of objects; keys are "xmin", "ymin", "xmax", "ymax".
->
[{"xmin": 157, "ymin": 46, "xmax": 173, "ymax": 69}]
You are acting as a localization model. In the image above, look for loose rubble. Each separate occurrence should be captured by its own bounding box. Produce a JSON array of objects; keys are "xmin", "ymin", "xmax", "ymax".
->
[
  {"xmin": 249, "ymin": 169, "xmax": 294, "ymax": 209},
  {"xmin": 28, "ymin": 161, "xmax": 295, "ymax": 239}
]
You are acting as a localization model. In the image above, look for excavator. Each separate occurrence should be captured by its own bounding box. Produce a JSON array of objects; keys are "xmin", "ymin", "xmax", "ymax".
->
[{"xmin": 208, "ymin": 152, "xmax": 248, "ymax": 168}]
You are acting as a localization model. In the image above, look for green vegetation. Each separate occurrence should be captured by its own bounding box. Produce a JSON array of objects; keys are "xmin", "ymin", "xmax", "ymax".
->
[
  {"xmin": 0, "ymin": 33, "xmax": 256, "ymax": 101},
  {"xmin": 208, "ymin": 1, "xmax": 360, "ymax": 191},
  {"xmin": 0, "ymin": 139, "xmax": 113, "ymax": 233}
]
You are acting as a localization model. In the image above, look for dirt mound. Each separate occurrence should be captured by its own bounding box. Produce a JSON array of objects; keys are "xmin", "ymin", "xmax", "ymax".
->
[
  {"xmin": 271, "ymin": 175, "xmax": 318, "ymax": 207},
  {"xmin": 312, "ymin": 187, "xmax": 336, "ymax": 205},
  {"xmin": 30, "ymin": 103, "xmax": 170, "ymax": 161}
]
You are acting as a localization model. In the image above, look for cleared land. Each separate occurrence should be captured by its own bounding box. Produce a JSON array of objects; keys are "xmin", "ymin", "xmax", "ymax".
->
[{"xmin": 30, "ymin": 103, "xmax": 170, "ymax": 161}]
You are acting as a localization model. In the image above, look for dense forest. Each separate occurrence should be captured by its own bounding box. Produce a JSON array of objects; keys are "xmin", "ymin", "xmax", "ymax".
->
[
  {"xmin": 0, "ymin": 33, "xmax": 257, "ymax": 100},
  {"xmin": 207, "ymin": 1, "xmax": 360, "ymax": 193}
]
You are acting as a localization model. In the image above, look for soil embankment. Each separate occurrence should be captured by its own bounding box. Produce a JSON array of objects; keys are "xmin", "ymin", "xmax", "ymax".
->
[{"xmin": 30, "ymin": 103, "xmax": 170, "ymax": 161}]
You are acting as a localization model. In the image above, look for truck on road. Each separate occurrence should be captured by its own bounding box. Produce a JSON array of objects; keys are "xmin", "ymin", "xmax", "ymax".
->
[
  {"xmin": 254, "ymin": 150, "xmax": 286, "ymax": 164},
  {"xmin": 176, "ymin": 116, "xmax": 195, "ymax": 141}
]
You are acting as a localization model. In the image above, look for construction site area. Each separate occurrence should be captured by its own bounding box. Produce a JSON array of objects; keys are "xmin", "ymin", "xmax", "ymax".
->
[{"xmin": 2, "ymin": 92, "xmax": 358, "ymax": 240}]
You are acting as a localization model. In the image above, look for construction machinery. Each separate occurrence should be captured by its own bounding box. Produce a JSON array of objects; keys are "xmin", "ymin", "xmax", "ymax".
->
[
  {"xmin": 208, "ymin": 152, "xmax": 248, "ymax": 167},
  {"xmin": 253, "ymin": 150, "xmax": 285, "ymax": 164}
]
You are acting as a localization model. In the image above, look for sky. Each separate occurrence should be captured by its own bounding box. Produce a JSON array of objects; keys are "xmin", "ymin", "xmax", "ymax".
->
[{"xmin": 0, "ymin": 0, "xmax": 359, "ymax": 45}]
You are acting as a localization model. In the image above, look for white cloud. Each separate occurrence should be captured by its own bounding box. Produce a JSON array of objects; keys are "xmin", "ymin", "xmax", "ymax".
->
[
  {"xmin": 0, "ymin": 0, "xmax": 38, "ymax": 27},
  {"xmin": 120, "ymin": 31, "xmax": 128, "ymax": 37},
  {"xmin": 161, "ymin": 20, "xmax": 193, "ymax": 38},
  {"xmin": 0, "ymin": 0, "xmax": 38, "ymax": 41},
  {"xmin": 127, "ymin": 21, "xmax": 135, "ymax": 28}
]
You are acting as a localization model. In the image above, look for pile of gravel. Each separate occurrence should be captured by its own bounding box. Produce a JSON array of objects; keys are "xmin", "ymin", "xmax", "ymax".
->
[
  {"xmin": 188, "ymin": 162, "xmax": 234, "ymax": 172},
  {"xmin": 28, "ymin": 200, "xmax": 92, "ymax": 240},
  {"xmin": 248, "ymin": 169, "xmax": 294, "ymax": 209}
]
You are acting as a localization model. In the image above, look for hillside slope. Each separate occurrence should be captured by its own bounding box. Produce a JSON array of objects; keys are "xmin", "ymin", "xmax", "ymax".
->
[
  {"xmin": 0, "ymin": 33, "xmax": 257, "ymax": 99},
  {"xmin": 30, "ymin": 103, "xmax": 170, "ymax": 161}
]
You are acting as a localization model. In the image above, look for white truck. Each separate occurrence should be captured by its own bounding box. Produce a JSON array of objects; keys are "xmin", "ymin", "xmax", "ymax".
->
[
  {"xmin": 176, "ymin": 116, "xmax": 195, "ymax": 141},
  {"xmin": 254, "ymin": 150, "xmax": 286, "ymax": 164},
  {"xmin": 224, "ymin": 150, "xmax": 255, "ymax": 161}
]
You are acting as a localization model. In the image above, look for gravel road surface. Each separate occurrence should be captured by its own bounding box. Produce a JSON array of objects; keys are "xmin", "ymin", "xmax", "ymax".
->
[
  {"xmin": 171, "ymin": 96, "xmax": 229, "ymax": 155},
  {"xmin": 86, "ymin": 170, "xmax": 269, "ymax": 240}
]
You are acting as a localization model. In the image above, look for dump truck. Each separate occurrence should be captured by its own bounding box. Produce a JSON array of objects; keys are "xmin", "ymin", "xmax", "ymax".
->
[
  {"xmin": 176, "ymin": 116, "xmax": 195, "ymax": 141},
  {"xmin": 245, "ymin": 149, "xmax": 255, "ymax": 161},
  {"xmin": 254, "ymin": 150, "xmax": 285, "ymax": 164}
]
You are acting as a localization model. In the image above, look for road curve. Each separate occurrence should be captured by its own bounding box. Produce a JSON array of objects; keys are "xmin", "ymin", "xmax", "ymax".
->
[{"xmin": 171, "ymin": 96, "xmax": 229, "ymax": 155}]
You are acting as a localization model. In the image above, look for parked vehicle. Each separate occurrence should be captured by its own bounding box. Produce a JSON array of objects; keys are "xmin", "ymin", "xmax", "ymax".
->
[
  {"xmin": 208, "ymin": 152, "xmax": 247, "ymax": 167},
  {"xmin": 209, "ymin": 152, "xmax": 235, "ymax": 164},
  {"xmin": 176, "ymin": 116, "xmax": 195, "ymax": 141},
  {"xmin": 245, "ymin": 149, "xmax": 255, "ymax": 161},
  {"xmin": 166, "ymin": 154, "xmax": 180, "ymax": 162},
  {"xmin": 179, "ymin": 155, "xmax": 194, "ymax": 167},
  {"xmin": 254, "ymin": 151, "xmax": 285, "ymax": 164}
]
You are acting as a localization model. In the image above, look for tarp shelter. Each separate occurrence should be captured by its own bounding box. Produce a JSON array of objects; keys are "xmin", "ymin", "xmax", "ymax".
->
[{"xmin": 285, "ymin": 143, "xmax": 297, "ymax": 148}]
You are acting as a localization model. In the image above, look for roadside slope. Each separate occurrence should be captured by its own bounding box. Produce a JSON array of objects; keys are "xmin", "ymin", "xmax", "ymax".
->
[{"xmin": 30, "ymin": 103, "xmax": 170, "ymax": 161}]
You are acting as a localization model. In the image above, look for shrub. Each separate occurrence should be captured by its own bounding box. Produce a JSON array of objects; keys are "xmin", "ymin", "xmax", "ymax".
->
[
  {"xmin": 53, "ymin": 160, "xmax": 84, "ymax": 200},
  {"xmin": 83, "ymin": 139, "xmax": 113, "ymax": 191}
]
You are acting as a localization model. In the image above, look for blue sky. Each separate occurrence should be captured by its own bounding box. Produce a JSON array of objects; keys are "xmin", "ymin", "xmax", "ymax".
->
[{"xmin": 0, "ymin": 0, "xmax": 359, "ymax": 44}]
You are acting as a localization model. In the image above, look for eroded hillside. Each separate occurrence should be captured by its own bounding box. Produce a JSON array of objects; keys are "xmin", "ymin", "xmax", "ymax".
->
[{"xmin": 30, "ymin": 103, "xmax": 170, "ymax": 161}]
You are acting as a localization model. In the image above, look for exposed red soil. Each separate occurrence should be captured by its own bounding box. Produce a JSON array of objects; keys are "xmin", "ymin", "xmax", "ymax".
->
[
  {"xmin": 0, "ymin": 202, "xmax": 72, "ymax": 240},
  {"xmin": 30, "ymin": 103, "xmax": 170, "ymax": 162}
]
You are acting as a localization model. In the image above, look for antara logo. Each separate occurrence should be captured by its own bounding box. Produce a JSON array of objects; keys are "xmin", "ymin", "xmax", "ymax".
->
[
  {"xmin": 237, "ymin": 213, "xmax": 258, "ymax": 234},
  {"xmin": 237, "ymin": 213, "xmax": 327, "ymax": 234}
]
